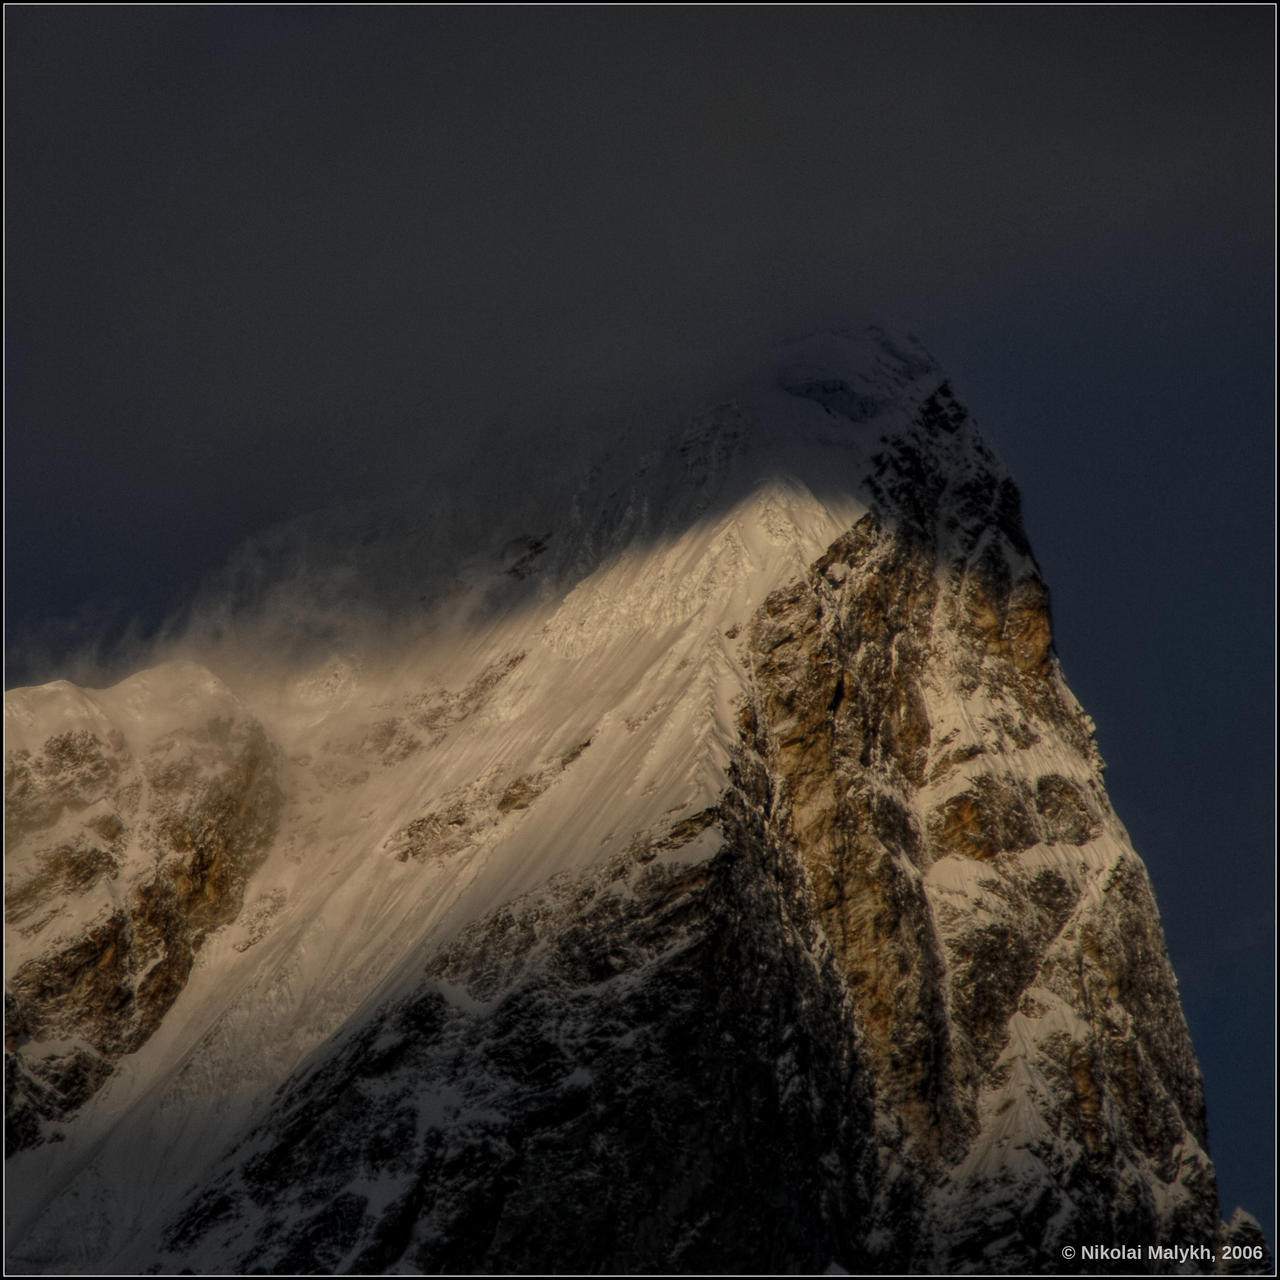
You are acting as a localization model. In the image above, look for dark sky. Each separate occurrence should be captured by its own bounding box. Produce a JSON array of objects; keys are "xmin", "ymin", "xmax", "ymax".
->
[{"xmin": 5, "ymin": 6, "xmax": 1274, "ymax": 1244}]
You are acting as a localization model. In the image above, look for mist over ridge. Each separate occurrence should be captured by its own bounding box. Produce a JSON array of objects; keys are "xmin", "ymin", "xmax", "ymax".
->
[{"xmin": 17, "ymin": 324, "xmax": 940, "ymax": 692}]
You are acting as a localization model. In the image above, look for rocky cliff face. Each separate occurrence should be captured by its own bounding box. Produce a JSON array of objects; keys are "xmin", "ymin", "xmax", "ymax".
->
[
  {"xmin": 4, "ymin": 331, "xmax": 1265, "ymax": 1274},
  {"xmin": 5, "ymin": 663, "xmax": 282, "ymax": 1154},
  {"xmin": 743, "ymin": 376, "xmax": 1219, "ymax": 1269}
]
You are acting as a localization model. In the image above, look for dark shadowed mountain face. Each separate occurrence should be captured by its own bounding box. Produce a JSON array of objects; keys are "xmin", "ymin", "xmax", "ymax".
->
[{"xmin": 4, "ymin": 331, "xmax": 1270, "ymax": 1274}]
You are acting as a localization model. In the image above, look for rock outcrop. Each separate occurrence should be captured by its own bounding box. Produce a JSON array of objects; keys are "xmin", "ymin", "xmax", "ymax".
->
[{"xmin": 5, "ymin": 663, "xmax": 282, "ymax": 1153}]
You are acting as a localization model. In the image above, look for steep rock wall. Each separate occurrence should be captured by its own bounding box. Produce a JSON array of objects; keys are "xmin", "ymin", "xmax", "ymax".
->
[{"xmin": 743, "ymin": 378, "xmax": 1220, "ymax": 1268}]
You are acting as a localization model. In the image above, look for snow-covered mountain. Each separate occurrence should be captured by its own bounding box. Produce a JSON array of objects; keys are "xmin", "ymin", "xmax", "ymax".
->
[{"xmin": 4, "ymin": 329, "xmax": 1268, "ymax": 1273}]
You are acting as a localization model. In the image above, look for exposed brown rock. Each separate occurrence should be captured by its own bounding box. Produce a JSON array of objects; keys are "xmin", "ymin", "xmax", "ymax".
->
[
  {"xmin": 929, "ymin": 775, "xmax": 1039, "ymax": 861},
  {"xmin": 5, "ymin": 695, "xmax": 282, "ymax": 1152},
  {"xmin": 385, "ymin": 737, "xmax": 593, "ymax": 863},
  {"xmin": 1034, "ymin": 773, "xmax": 1099, "ymax": 845},
  {"xmin": 739, "ymin": 385, "xmax": 1219, "ymax": 1263},
  {"xmin": 746, "ymin": 515, "xmax": 965, "ymax": 1168}
]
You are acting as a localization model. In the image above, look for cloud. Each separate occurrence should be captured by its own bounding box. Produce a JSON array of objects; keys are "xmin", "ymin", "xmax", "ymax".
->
[{"xmin": 6, "ymin": 6, "xmax": 1271, "ymax": 684}]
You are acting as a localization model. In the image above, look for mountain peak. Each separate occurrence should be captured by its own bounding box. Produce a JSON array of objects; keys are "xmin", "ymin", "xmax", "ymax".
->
[
  {"xmin": 774, "ymin": 323, "xmax": 939, "ymax": 395},
  {"xmin": 6, "ymin": 338, "xmax": 1263, "ymax": 1274}
]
